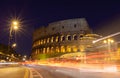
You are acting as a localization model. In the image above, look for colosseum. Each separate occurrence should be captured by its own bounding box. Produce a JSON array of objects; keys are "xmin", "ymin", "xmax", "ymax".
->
[{"xmin": 32, "ymin": 18, "xmax": 101, "ymax": 59}]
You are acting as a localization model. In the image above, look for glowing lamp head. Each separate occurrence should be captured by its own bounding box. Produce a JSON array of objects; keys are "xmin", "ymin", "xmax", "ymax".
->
[
  {"xmin": 108, "ymin": 39, "xmax": 111, "ymax": 42},
  {"xmin": 92, "ymin": 41, "xmax": 96, "ymax": 43},
  {"xmin": 13, "ymin": 25, "xmax": 18, "ymax": 30},
  {"xmin": 12, "ymin": 43, "xmax": 17, "ymax": 47},
  {"xmin": 24, "ymin": 55, "xmax": 27, "ymax": 58},
  {"xmin": 110, "ymin": 40, "xmax": 114, "ymax": 43},
  {"xmin": 103, "ymin": 40, "xmax": 107, "ymax": 43},
  {"xmin": 11, "ymin": 20, "xmax": 19, "ymax": 30},
  {"xmin": 13, "ymin": 21, "xmax": 18, "ymax": 26}
]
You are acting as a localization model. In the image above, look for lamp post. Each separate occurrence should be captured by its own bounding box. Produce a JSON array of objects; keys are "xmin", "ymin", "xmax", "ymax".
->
[
  {"xmin": 8, "ymin": 20, "xmax": 19, "ymax": 52},
  {"xmin": 12, "ymin": 43, "xmax": 17, "ymax": 48},
  {"xmin": 103, "ymin": 39, "xmax": 114, "ymax": 63}
]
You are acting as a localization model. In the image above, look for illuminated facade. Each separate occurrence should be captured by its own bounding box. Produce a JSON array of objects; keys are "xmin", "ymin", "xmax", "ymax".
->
[{"xmin": 32, "ymin": 18, "xmax": 100, "ymax": 59}]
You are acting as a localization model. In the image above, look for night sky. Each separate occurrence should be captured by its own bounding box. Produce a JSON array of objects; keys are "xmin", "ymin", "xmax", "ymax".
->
[{"xmin": 0, "ymin": 0, "xmax": 120, "ymax": 56}]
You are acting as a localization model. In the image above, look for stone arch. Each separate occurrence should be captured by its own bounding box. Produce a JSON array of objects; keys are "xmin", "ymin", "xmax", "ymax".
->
[
  {"xmin": 61, "ymin": 46, "xmax": 65, "ymax": 52},
  {"xmin": 47, "ymin": 38, "xmax": 50, "ymax": 43},
  {"xmin": 66, "ymin": 46, "xmax": 71, "ymax": 52},
  {"xmin": 51, "ymin": 37, "xmax": 54, "ymax": 43},
  {"xmin": 58, "ymin": 36, "xmax": 61, "ymax": 42},
  {"xmin": 53, "ymin": 36, "xmax": 56, "ymax": 42},
  {"xmin": 67, "ymin": 35, "xmax": 71, "ymax": 41},
  {"xmin": 35, "ymin": 49, "xmax": 37, "ymax": 54},
  {"xmin": 73, "ymin": 34, "xmax": 78, "ymax": 40},
  {"xmin": 41, "ymin": 40, "xmax": 43, "ymax": 44},
  {"xmin": 56, "ymin": 36, "xmax": 58, "ymax": 42},
  {"xmin": 56, "ymin": 46, "xmax": 60, "ymax": 52},
  {"xmin": 40, "ymin": 48, "xmax": 42, "ymax": 53},
  {"xmin": 39, "ymin": 40, "xmax": 41, "ymax": 45},
  {"xmin": 61, "ymin": 35, "xmax": 65, "ymax": 41},
  {"xmin": 43, "ymin": 48, "xmax": 46, "ymax": 53},
  {"xmin": 47, "ymin": 47, "xmax": 49, "ymax": 53},
  {"xmin": 44, "ymin": 39, "xmax": 46, "ymax": 44},
  {"xmin": 51, "ymin": 47, "xmax": 54, "ymax": 53},
  {"xmin": 72, "ymin": 46, "xmax": 78, "ymax": 52},
  {"xmin": 79, "ymin": 45, "xmax": 85, "ymax": 52}
]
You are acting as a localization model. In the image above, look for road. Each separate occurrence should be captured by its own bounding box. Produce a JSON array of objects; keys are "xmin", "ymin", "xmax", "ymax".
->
[
  {"xmin": 27, "ymin": 64, "xmax": 120, "ymax": 78},
  {"xmin": 0, "ymin": 64, "xmax": 120, "ymax": 78}
]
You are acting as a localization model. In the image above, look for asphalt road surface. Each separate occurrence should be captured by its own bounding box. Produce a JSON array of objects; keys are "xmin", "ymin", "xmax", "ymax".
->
[
  {"xmin": 0, "ymin": 64, "xmax": 120, "ymax": 78},
  {"xmin": 27, "ymin": 64, "xmax": 120, "ymax": 78}
]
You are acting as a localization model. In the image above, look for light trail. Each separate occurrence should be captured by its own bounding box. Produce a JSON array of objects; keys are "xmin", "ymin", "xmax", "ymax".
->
[
  {"xmin": 117, "ymin": 41, "xmax": 120, "ymax": 43},
  {"xmin": 103, "ymin": 65, "xmax": 118, "ymax": 72},
  {"xmin": 0, "ymin": 62, "xmax": 18, "ymax": 65},
  {"xmin": 93, "ymin": 32, "xmax": 120, "ymax": 43}
]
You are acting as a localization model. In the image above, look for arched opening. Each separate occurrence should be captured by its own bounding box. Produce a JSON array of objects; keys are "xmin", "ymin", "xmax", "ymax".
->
[
  {"xmin": 62, "ymin": 36, "xmax": 65, "ymax": 41},
  {"xmin": 43, "ymin": 48, "xmax": 46, "ymax": 53},
  {"xmin": 73, "ymin": 35, "xmax": 77, "ymax": 40},
  {"xmin": 80, "ymin": 45, "xmax": 85, "ymax": 52},
  {"xmin": 56, "ymin": 47, "xmax": 59, "ymax": 52},
  {"xmin": 73, "ymin": 46, "xmax": 77, "ymax": 52},
  {"xmin": 41, "ymin": 40, "xmax": 43, "ymax": 44},
  {"xmin": 61, "ymin": 46, "xmax": 65, "ymax": 52},
  {"xmin": 39, "ymin": 40, "xmax": 41, "ymax": 45},
  {"xmin": 68, "ymin": 35, "xmax": 71, "ymax": 41},
  {"xmin": 35, "ymin": 49, "xmax": 37, "ymax": 54},
  {"xmin": 51, "ymin": 47, "xmax": 54, "ymax": 53},
  {"xmin": 53, "ymin": 37, "xmax": 56, "ymax": 42},
  {"xmin": 56, "ymin": 36, "xmax": 58, "ymax": 42},
  {"xmin": 47, "ymin": 47, "xmax": 49, "ymax": 53},
  {"xmin": 44, "ymin": 39, "xmax": 46, "ymax": 44},
  {"xmin": 58, "ymin": 36, "xmax": 60, "ymax": 42},
  {"xmin": 66, "ymin": 46, "xmax": 71, "ymax": 52},
  {"xmin": 47, "ymin": 38, "xmax": 50, "ymax": 43},
  {"xmin": 51, "ymin": 37, "xmax": 54, "ymax": 43}
]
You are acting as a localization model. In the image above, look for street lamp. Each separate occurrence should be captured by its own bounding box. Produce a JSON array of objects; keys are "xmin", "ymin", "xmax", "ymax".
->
[
  {"xmin": 12, "ymin": 43, "xmax": 17, "ymax": 48},
  {"xmin": 13, "ymin": 25, "xmax": 18, "ymax": 30},
  {"xmin": 13, "ymin": 21, "xmax": 18, "ymax": 25},
  {"xmin": 12, "ymin": 21, "xmax": 19, "ymax": 30},
  {"xmin": 103, "ymin": 39, "xmax": 114, "ymax": 62},
  {"xmin": 8, "ymin": 20, "xmax": 19, "ymax": 52},
  {"xmin": 103, "ymin": 39, "xmax": 114, "ymax": 53}
]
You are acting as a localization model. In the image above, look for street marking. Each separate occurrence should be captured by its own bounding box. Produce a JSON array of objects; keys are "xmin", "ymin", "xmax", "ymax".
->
[
  {"xmin": 29, "ymin": 68, "xmax": 43, "ymax": 78},
  {"xmin": 24, "ymin": 68, "xmax": 29, "ymax": 78},
  {"xmin": 29, "ymin": 68, "xmax": 33, "ymax": 78}
]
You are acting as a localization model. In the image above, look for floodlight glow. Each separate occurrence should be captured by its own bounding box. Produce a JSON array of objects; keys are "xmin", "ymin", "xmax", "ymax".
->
[
  {"xmin": 13, "ymin": 25, "xmax": 18, "ymax": 30},
  {"xmin": 13, "ymin": 21, "xmax": 18, "ymax": 26}
]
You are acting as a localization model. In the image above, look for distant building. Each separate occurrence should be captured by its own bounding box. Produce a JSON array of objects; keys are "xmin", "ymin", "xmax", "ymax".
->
[
  {"xmin": 0, "ymin": 43, "xmax": 20, "ymax": 62},
  {"xmin": 32, "ymin": 18, "xmax": 101, "ymax": 59}
]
